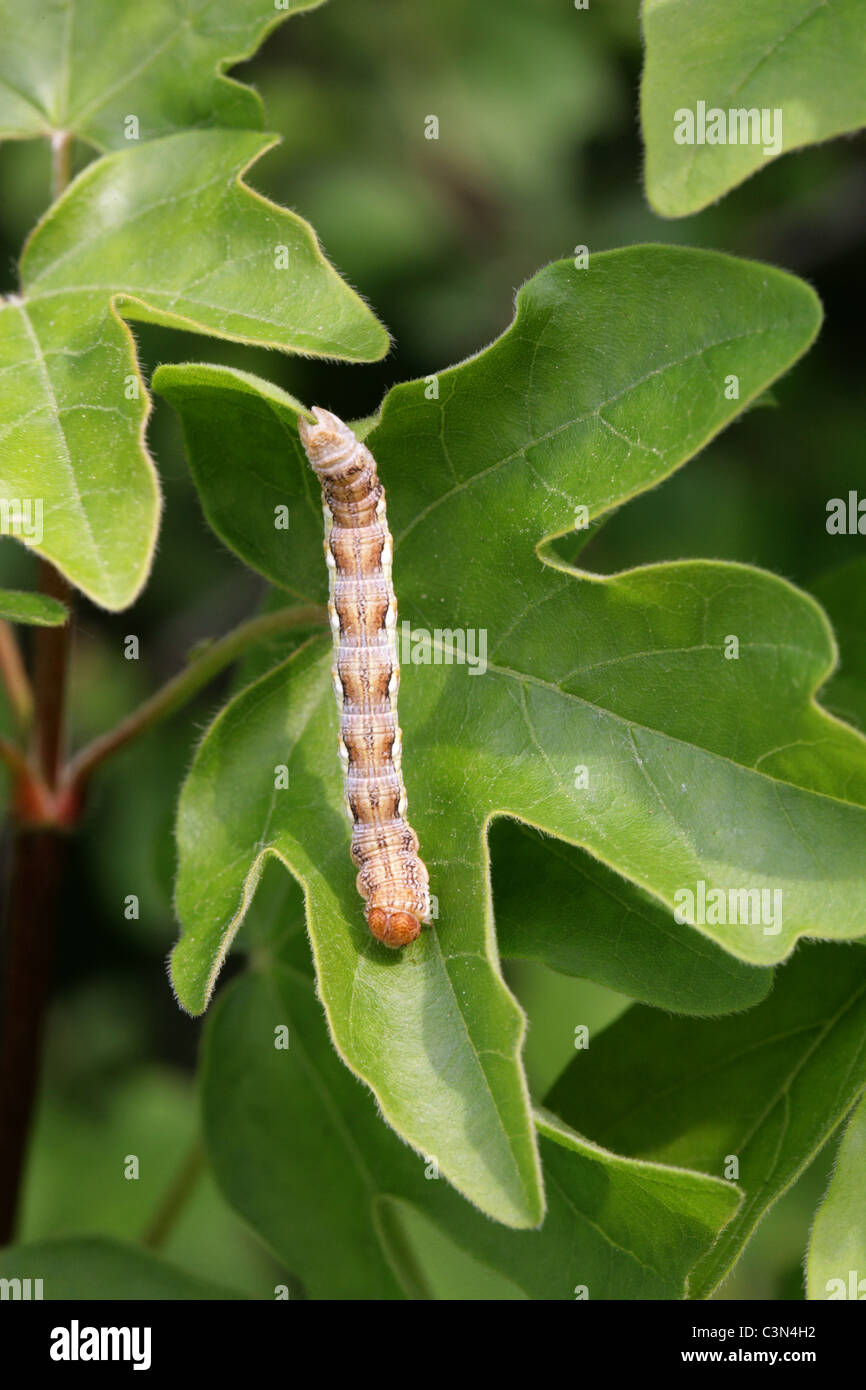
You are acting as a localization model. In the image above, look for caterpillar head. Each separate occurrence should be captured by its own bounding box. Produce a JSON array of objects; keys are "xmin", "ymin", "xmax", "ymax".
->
[{"xmin": 366, "ymin": 906, "xmax": 422, "ymax": 949}]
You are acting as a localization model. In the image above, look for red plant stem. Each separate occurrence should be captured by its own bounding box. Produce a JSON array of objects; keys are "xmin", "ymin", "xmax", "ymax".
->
[
  {"xmin": 30, "ymin": 562, "xmax": 73, "ymax": 787},
  {"xmin": 0, "ymin": 828, "xmax": 66, "ymax": 1243},
  {"xmin": 65, "ymin": 603, "xmax": 326, "ymax": 793},
  {"xmin": 0, "ymin": 596, "xmax": 323, "ymax": 1240},
  {"xmin": 0, "ymin": 562, "xmax": 74, "ymax": 1244}
]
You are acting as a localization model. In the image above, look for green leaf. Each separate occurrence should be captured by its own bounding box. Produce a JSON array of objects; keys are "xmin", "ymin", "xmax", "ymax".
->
[
  {"xmin": 0, "ymin": 129, "xmax": 388, "ymax": 610},
  {"xmin": 547, "ymin": 942, "xmax": 866, "ymax": 1297},
  {"xmin": 383, "ymin": 1202, "xmax": 528, "ymax": 1300},
  {"xmin": 160, "ymin": 247, "xmax": 865, "ymax": 1227},
  {"xmin": 811, "ymin": 558, "xmax": 866, "ymax": 734},
  {"xmin": 0, "ymin": 587, "xmax": 67, "ymax": 625},
  {"xmin": 0, "ymin": 0, "xmax": 322, "ymax": 150},
  {"xmin": 203, "ymin": 964, "xmax": 414, "ymax": 1300},
  {"xmin": 491, "ymin": 822, "xmax": 774, "ymax": 1015},
  {"xmin": 203, "ymin": 961, "xmax": 741, "ymax": 1299},
  {"xmin": 531, "ymin": 1107, "xmax": 740, "ymax": 1301},
  {"xmin": 0, "ymin": 1236, "xmax": 244, "ymax": 1299},
  {"xmin": 807, "ymin": 1091, "xmax": 866, "ymax": 1301},
  {"xmin": 176, "ymin": 637, "xmax": 543, "ymax": 1229},
  {"xmin": 641, "ymin": 0, "xmax": 866, "ymax": 216},
  {"xmin": 155, "ymin": 365, "xmax": 321, "ymax": 602},
  {"xmin": 19, "ymin": 1060, "xmax": 280, "ymax": 1298}
]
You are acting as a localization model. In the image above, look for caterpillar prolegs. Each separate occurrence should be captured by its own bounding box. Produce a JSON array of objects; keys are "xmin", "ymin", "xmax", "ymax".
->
[{"xmin": 298, "ymin": 408, "xmax": 432, "ymax": 948}]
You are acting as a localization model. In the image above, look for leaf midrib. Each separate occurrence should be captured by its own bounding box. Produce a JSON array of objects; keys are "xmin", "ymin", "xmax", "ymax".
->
[
  {"xmin": 11, "ymin": 297, "xmax": 106, "ymax": 585},
  {"xmin": 65, "ymin": 9, "xmax": 195, "ymax": 132},
  {"xmin": 270, "ymin": 964, "xmax": 383, "ymax": 1201},
  {"xmin": 464, "ymin": 645, "xmax": 866, "ymax": 813},
  {"xmin": 655, "ymin": 0, "xmax": 834, "ymax": 198},
  {"xmin": 22, "ymin": 284, "xmax": 333, "ymax": 342},
  {"xmin": 585, "ymin": 977, "xmax": 866, "ymax": 1162},
  {"xmin": 696, "ymin": 976, "xmax": 866, "ymax": 1292},
  {"xmin": 392, "ymin": 324, "xmax": 775, "ymax": 547},
  {"xmin": 342, "ymin": 913, "xmax": 541, "ymax": 1225}
]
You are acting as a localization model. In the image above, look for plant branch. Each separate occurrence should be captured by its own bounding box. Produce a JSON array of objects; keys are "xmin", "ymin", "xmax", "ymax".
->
[
  {"xmin": 31, "ymin": 562, "xmax": 74, "ymax": 789},
  {"xmin": 0, "ymin": 623, "xmax": 33, "ymax": 736},
  {"xmin": 0, "ymin": 561, "xmax": 74, "ymax": 1244},
  {"xmin": 0, "ymin": 737, "xmax": 33, "ymax": 784},
  {"xmin": 0, "ymin": 827, "xmax": 67, "ymax": 1244},
  {"xmin": 0, "ymin": 128, "xmax": 76, "ymax": 1240},
  {"xmin": 141, "ymin": 1139, "xmax": 205, "ymax": 1250},
  {"xmin": 65, "ymin": 603, "xmax": 326, "ymax": 790}
]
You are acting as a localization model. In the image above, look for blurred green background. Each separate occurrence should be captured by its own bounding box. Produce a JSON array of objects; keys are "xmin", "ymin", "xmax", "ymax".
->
[{"xmin": 0, "ymin": 0, "xmax": 862, "ymax": 1298}]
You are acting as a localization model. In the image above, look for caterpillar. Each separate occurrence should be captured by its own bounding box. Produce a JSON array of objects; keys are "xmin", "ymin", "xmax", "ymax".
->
[{"xmin": 298, "ymin": 407, "xmax": 432, "ymax": 948}]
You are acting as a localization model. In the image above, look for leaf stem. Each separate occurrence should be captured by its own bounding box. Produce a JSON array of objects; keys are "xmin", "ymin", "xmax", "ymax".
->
[
  {"xmin": 31, "ymin": 563, "xmax": 74, "ymax": 789},
  {"xmin": 65, "ymin": 603, "xmax": 326, "ymax": 791},
  {"xmin": 50, "ymin": 131, "xmax": 72, "ymax": 203},
  {"xmin": 0, "ymin": 623, "xmax": 32, "ymax": 736},
  {"xmin": 0, "ymin": 562, "xmax": 74, "ymax": 1244},
  {"xmin": 141, "ymin": 1139, "xmax": 205, "ymax": 1250},
  {"xmin": 373, "ymin": 1198, "xmax": 435, "ymax": 1301},
  {"xmin": 0, "ymin": 829, "xmax": 67, "ymax": 1245}
]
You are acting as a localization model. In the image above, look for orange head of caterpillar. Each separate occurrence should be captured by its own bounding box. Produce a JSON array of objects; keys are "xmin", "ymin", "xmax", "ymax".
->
[{"xmin": 366, "ymin": 906, "xmax": 422, "ymax": 949}]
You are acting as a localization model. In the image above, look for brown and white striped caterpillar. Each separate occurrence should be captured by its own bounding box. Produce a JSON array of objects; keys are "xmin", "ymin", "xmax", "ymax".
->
[{"xmin": 298, "ymin": 407, "xmax": 432, "ymax": 948}]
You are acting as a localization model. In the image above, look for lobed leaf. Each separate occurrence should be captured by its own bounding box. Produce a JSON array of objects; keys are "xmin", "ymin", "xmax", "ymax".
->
[
  {"xmin": 160, "ymin": 246, "xmax": 866, "ymax": 1227},
  {"xmin": 810, "ymin": 558, "xmax": 866, "ymax": 735},
  {"xmin": 806, "ymin": 1090, "xmax": 866, "ymax": 1301},
  {"xmin": 491, "ymin": 820, "xmax": 774, "ymax": 1015},
  {"xmin": 0, "ymin": 129, "xmax": 388, "ymax": 609},
  {"xmin": 641, "ymin": 0, "xmax": 866, "ymax": 216},
  {"xmin": 0, "ymin": 0, "xmax": 323, "ymax": 150},
  {"xmin": 202, "ymin": 957, "xmax": 742, "ymax": 1298},
  {"xmin": 547, "ymin": 942, "xmax": 866, "ymax": 1296}
]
